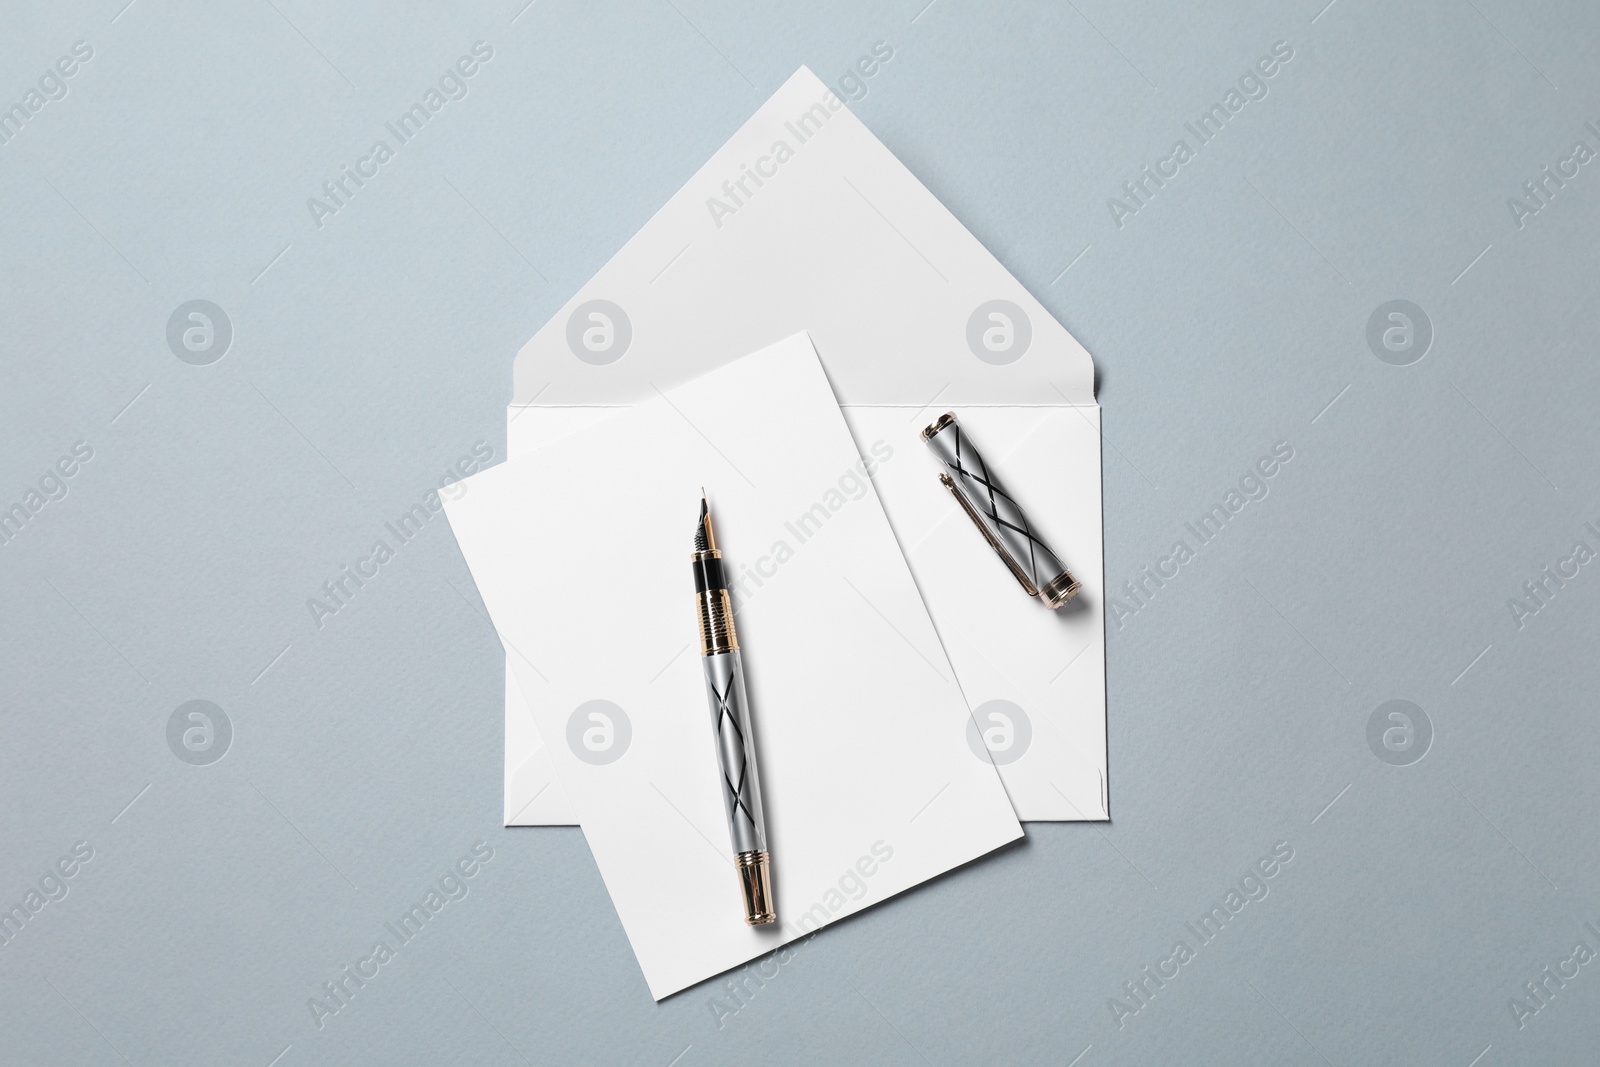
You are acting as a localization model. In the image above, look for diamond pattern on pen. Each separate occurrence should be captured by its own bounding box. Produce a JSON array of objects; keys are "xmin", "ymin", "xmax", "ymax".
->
[
  {"xmin": 711, "ymin": 671, "xmax": 759, "ymax": 831},
  {"xmin": 945, "ymin": 423, "xmax": 1053, "ymax": 586}
]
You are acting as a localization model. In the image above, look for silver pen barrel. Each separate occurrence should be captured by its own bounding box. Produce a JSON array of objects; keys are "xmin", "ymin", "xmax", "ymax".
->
[{"xmin": 693, "ymin": 495, "xmax": 775, "ymax": 926}]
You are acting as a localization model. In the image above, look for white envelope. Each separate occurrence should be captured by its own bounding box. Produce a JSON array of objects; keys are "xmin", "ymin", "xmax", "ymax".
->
[
  {"xmin": 505, "ymin": 66, "xmax": 1106, "ymax": 824},
  {"xmin": 446, "ymin": 334, "xmax": 1024, "ymax": 998}
]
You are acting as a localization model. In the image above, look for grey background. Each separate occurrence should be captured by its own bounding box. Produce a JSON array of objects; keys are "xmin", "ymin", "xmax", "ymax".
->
[{"xmin": 2, "ymin": 0, "xmax": 1596, "ymax": 1063}]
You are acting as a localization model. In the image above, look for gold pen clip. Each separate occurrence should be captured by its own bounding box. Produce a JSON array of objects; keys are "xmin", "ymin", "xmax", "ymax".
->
[{"xmin": 938, "ymin": 472, "xmax": 1042, "ymax": 598}]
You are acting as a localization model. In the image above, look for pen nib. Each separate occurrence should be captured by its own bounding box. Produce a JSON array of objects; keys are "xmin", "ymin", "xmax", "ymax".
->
[
  {"xmin": 694, "ymin": 493, "xmax": 711, "ymax": 553},
  {"xmin": 695, "ymin": 492, "xmax": 721, "ymax": 554}
]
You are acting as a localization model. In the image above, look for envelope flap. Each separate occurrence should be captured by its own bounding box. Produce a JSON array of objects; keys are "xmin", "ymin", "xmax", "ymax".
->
[{"xmin": 512, "ymin": 66, "xmax": 1094, "ymax": 407}]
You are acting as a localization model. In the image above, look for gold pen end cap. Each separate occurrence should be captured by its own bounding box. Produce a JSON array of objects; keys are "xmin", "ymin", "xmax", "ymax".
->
[
  {"xmin": 736, "ymin": 851, "xmax": 775, "ymax": 926},
  {"xmin": 920, "ymin": 411, "xmax": 957, "ymax": 441},
  {"xmin": 1039, "ymin": 570, "xmax": 1081, "ymax": 609}
]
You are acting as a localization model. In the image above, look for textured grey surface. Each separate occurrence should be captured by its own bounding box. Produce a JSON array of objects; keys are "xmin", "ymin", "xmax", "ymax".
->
[{"xmin": 3, "ymin": 1, "xmax": 1597, "ymax": 1064}]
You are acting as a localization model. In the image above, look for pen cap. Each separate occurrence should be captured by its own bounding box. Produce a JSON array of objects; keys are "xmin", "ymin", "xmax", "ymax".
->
[{"xmin": 921, "ymin": 412, "xmax": 1080, "ymax": 608}]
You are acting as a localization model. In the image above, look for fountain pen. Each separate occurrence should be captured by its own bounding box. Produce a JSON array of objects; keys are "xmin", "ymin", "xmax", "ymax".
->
[{"xmin": 692, "ymin": 493, "xmax": 775, "ymax": 926}]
